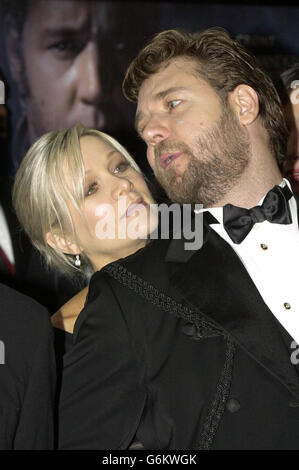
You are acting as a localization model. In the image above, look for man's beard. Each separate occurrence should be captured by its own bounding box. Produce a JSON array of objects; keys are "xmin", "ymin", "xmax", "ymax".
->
[{"xmin": 153, "ymin": 103, "xmax": 251, "ymax": 207}]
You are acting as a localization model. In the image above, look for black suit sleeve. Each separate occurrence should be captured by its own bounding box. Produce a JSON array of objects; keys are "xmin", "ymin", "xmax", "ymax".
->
[
  {"xmin": 58, "ymin": 275, "xmax": 147, "ymax": 449},
  {"xmin": 13, "ymin": 308, "xmax": 56, "ymax": 449}
]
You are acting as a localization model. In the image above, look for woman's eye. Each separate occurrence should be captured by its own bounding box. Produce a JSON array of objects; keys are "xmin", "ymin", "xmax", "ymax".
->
[
  {"xmin": 113, "ymin": 161, "xmax": 130, "ymax": 174},
  {"xmin": 168, "ymin": 99, "xmax": 181, "ymax": 110},
  {"xmin": 85, "ymin": 182, "xmax": 98, "ymax": 197}
]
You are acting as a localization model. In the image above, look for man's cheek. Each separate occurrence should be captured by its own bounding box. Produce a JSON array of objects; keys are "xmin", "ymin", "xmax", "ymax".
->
[{"xmin": 146, "ymin": 147, "xmax": 156, "ymax": 170}]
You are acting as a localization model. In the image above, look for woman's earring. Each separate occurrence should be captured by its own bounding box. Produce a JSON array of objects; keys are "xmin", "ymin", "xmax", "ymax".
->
[{"xmin": 74, "ymin": 254, "xmax": 81, "ymax": 267}]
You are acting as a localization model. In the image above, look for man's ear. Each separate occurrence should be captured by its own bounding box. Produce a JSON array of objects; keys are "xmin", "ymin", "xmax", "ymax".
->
[
  {"xmin": 5, "ymin": 25, "xmax": 26, "ymax": 95},
  {"xmin": 45, "ymin": 232, "xmax": 82, "ymax": 256},
  {"xmin": 228, "ymin": 84, "xmax": 259, "ymax": 126}
]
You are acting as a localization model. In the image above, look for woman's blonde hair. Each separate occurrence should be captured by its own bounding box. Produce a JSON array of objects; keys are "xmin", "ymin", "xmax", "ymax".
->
[{"xmin": 12, "ymin": 123, "xmax": 142, "ymax": 278}]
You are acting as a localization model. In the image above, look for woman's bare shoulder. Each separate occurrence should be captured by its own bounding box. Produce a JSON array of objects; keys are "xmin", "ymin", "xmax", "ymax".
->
[{"xmin": 51, "ymin": 286, "xmax": 89, "ymax": 334}]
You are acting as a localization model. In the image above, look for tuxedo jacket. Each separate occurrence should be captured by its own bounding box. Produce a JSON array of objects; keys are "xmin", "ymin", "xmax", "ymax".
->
[
  {"xmin": 0, "ymin": 283, "xmax": 56, "ymax": 449},
  {"xmin": 59, "ymin": 196, "xmax": 299, "ymax": 450}
]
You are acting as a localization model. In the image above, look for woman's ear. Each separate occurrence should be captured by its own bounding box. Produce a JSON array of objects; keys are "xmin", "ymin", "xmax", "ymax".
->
[
  {"xmin": 45, "ymin": 232, "xmax": 82, "ymax": 255},
  {"xmin": 228, "ymin": 84, "xmax": 259, "ymax": 126}
]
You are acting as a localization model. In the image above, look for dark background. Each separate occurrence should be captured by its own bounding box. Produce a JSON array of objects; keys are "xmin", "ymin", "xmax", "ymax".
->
[{"xmin": 0, "ymin": 0, "xmax": 298, "ymax": 178}]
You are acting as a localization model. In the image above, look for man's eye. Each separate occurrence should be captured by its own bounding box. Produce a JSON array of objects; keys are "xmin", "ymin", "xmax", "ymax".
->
[
  {"xmin": 168, "ymin": 99, "xmax": 181, "ymax": 109},
  {"xmin": 50, "ymin": 39, "xmax": 86, "ymax": 58},
  {"xmin": 53, "ymin": 41, "xmax": 69, "ymax": 51},
  {"xmin": 113, "ymin": 162, "xmax": 130, "ymax": 174},
  {"xmin": 85, "ymin": 182, "xmax": 98, "ymax": 197}
]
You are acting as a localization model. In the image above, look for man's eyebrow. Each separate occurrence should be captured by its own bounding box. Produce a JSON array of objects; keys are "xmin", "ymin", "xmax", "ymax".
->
[
  {"xmin": 153, "ymin": 86, "xmax": 187, "ymax": 102},
  {"xmin": 42, "ymin": 26, "xmax": 89, "ymax": 38},
  {"xmin": 135, "ymin": 86, "xmax": 187, "ymax": 133}
]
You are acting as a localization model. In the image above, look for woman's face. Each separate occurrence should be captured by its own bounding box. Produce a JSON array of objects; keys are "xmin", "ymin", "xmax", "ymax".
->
[{"xmin": 67, "ymin": 135, "xmax": 157, "ymax": 270}]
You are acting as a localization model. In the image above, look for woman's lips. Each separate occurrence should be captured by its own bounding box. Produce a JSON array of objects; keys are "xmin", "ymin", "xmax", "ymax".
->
[
  {"xmin": 160, "ymin": 151, "xmax": 183, "ymax": 169},
  {"xmin": 125, "ymin": 199, "xmax": 147, "ymax": 217}
]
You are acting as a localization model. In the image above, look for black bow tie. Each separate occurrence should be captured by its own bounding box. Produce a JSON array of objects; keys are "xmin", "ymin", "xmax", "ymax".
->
[{"xmin": 222, "ymin": 185, "xmax": 293, "ymax": 244}]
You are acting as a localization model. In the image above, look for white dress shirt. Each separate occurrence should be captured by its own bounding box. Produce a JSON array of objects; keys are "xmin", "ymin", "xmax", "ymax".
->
[
  {"xmin": 195, "ymin": 179, "xmax": 299, "ymax": 343},
  {"xmin": 0, "ymin": 204, "xmax": 15, "ymax": 265}
]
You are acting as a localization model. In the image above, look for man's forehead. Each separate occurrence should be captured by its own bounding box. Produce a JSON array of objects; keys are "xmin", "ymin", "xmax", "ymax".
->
[
  {"xmin": 140, "ymin": 57, "xmax": 199, "ymax": 91},
  {"xmin": 137, "ymin": 57, "xmax": 203, "ymax": 106},
  {"xmin": 26, "ymin": 0, "xmax": 112, "ymax": 33}
]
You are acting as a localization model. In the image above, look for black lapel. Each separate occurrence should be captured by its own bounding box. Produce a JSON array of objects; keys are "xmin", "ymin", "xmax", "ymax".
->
[{"xmin": 166, "ymin": 215, "xmax": 299, "ymax": 401}]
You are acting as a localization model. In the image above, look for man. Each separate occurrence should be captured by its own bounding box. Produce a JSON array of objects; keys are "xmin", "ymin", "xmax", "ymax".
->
[
  {"xmin": 1, "ymin": 0, "xmax": 126, "ymax": 309},
  {"xmin": 0, "ymin": 282, "xmax": 55, "ymax": 449},
  {"xmin": 0, "ymin": 1, "xmax": 159, "ymax": 311},
  {"xmin": 280, "ymin": 63, "xmax": 299, "ymax": 195},
  {"xmin": 59, "ymin": 29, "xmax": 299, "ymax": 449},
  {"xmin": 1, "ymin": 0, "xmax": 157, "ymax": 174},
  {"xmin": 2, "ymin": 0, "xmax": 126, "ymax": 171}
]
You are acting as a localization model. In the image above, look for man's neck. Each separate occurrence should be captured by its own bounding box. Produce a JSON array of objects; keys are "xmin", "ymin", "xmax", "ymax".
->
[
  {"xmin": 219, "ymin": 177, "xmax": 283, "ymax": 209},
  {"xmin": 211, "ymin": 158, "xmax": 283, "ymax": 210}
]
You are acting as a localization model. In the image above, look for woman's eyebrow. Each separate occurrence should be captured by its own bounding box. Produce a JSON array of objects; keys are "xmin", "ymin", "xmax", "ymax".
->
[{"xmin": 84, "ymin": 150, "xmax": 120, "ymax": 175}]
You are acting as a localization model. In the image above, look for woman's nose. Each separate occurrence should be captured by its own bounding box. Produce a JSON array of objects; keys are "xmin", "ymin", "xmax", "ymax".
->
[{"xmin": 111, "ymin": 176, "xmax": 133, "ymax": 200}]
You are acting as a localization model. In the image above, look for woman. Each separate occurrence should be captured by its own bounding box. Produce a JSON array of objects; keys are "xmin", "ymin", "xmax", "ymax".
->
[
  {"xmin": 13, "ymin": 123, "xmax": 158, "ymax": 342},
  {"xmin": 13, "ymin": 123, "xmax": 175, "ymax": 450}
]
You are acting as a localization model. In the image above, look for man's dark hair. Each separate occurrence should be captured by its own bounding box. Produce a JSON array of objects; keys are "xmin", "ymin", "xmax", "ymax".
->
[
  {"xmin": 1, "ymin": 0, "xmax": 30, "ymax": 36},
  {"xmin": 123, "ymin": 28, "xmax": 287, "ymax": 167}
]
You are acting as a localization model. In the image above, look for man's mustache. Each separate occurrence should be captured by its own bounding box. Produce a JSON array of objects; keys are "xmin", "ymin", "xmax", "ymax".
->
[{"xmin": 154, "ymin": 142, "xmax": 191, "ymax": 160}]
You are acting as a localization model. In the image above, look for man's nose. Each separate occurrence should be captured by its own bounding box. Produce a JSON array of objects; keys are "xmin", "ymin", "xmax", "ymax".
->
[
  {"xmin": 76, "ymin": 42, "xmax": 102, "ymax": 105},
  {"xmin": 143, "ymin": 116, "xmax": 170, "ymax": 146}
]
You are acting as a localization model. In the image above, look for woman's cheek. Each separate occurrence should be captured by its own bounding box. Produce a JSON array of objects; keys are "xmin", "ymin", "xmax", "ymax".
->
[{"xmin": 94, "ymin": 203, "xmax": 117, "ymax": 241}]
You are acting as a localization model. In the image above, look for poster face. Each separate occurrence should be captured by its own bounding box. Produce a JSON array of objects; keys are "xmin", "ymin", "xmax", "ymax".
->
[{"xmin": 0, "ymin": 0, "xmax": 298, "ymax": 177}]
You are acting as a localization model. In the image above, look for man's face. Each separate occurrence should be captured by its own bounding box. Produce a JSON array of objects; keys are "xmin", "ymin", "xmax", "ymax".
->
[
  {"xmin": 136, "ymin": 57, "xmax": 250, "ymax": 207},
  {"xmin": 11, "ymin": 0, "xmax": 124, "ymax": 143},
  {"xmin": 284, "ymin": 97, "xmax": 299, "ymax": 194}
]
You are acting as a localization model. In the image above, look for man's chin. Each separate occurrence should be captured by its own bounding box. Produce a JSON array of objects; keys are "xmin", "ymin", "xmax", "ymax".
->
[{"xmin": 157, "ymin": 175, "xmax": 183, "ymax": 202}]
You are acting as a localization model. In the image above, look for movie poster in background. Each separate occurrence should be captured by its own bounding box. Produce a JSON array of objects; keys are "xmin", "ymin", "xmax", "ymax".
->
[{"xmin": 0, "ymin": 0, "xmax": 298, "ymax": 180}]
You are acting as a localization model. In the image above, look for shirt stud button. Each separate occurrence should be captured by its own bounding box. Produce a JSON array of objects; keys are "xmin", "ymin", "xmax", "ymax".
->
[
  {"xmin": 182, "ymin": 322, "xmax": 197, "ymax": 336},
  {"xmin": 260, "ymin": 243, "xmax": 268, "ymax": 250},
  {"xmin": 284, "ymin": 303, "xmax": 291, "ymax": 310},
  {"xmin": 226, "ymin": 398, "xmax": 241, "ymax": 413}
]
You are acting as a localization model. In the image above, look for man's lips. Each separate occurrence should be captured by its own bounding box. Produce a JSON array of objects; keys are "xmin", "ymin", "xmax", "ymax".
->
[
  {"xmin": 292, "ymin": 169, "xmax": 299, "ymax": 182},
  {"xmin": 286, "ymin": 158, "xmax": 299, "ymax": 182},
  {"xmin": 159, "ymin": 151, "xmax": 183, "ymax": 169}
]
